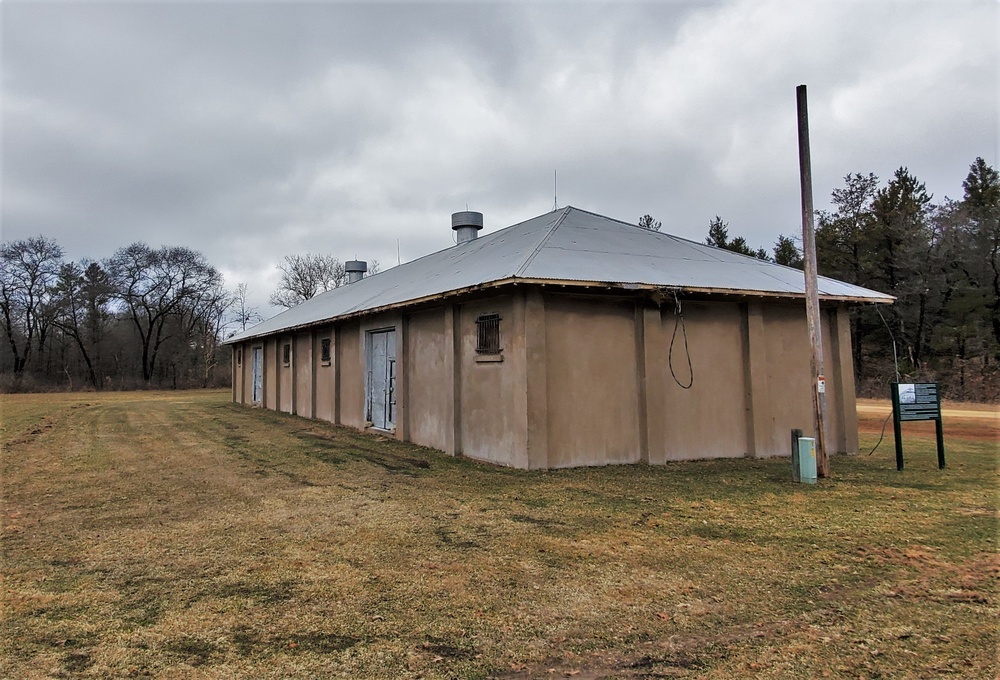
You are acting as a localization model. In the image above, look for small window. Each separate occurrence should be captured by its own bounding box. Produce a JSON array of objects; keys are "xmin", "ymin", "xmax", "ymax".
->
[
  {"xmin": 475, "ymin": 313, "xmax": 502, "ymax": 355},
  {"xmin": 236, "ymin": 347, "xmax": 242, "ymax": 366},
  {"xmin": 282, "ymin": 343, "xmax": 291, "ymax": 366},
  {"xmin": 320, "ymin": 337, "xmax": 332, "ymax": 364}
]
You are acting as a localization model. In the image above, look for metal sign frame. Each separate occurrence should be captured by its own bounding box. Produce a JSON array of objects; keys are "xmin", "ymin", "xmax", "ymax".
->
[{"xmin": 889, "ymin": 382, "xmax": 945, "ymax": 471}]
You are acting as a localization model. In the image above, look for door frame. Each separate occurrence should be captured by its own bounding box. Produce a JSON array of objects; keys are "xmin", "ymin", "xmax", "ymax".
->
[
  {"xmin": 250, "ymin": 345, "xmax": 263, "ymax": 405},
  {"xmin": 365, "ymin": 327, "xmax": 397, "ymax": 430}
]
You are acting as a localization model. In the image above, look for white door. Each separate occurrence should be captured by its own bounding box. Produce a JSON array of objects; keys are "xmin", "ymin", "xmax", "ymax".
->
[
  {"xmin": 366, "ymin": 329, "xmax": 396, "ymax": 430},
  {"xmin": 251, "ymin": 347, "xmax": 263, "ymax": 404}
]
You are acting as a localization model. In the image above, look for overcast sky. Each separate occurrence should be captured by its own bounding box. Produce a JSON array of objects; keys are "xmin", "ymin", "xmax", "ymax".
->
[{"xmin": 3, "ymin": 1, "xmax": 996, "ymax": 315}]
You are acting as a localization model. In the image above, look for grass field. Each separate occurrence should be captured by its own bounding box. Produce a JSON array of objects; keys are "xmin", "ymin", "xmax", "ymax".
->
[{"xmin": 1, "ymin": 390, "xmax": 996, "ymax": 679}]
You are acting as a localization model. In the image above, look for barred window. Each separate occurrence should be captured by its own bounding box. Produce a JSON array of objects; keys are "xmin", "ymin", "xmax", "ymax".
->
[
  {"xmin": 282, "ymin": 343, "xmax": 291, "ymax": 366},
  {"xmin": 320, "ymin": 337, "xmax": 332, "ymax": 363},
  {"xmin": 475, "ymin": 313, "xmax": 502, "ymax": 354}
]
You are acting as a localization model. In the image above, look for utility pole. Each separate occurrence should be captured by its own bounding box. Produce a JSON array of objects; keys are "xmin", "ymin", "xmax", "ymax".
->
[{"xmin": 796, "ymin": 84, "xmax": 830, "ymax": 477}]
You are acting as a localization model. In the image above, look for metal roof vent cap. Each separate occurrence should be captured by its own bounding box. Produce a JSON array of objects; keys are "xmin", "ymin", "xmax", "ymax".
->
[
  {"xmin": 345, "ymin": 260, "xmax": 367, "ymax": 284},
  {"xmin": 452, "ymin": 211, "xmax": 483, "ymax": 244}
]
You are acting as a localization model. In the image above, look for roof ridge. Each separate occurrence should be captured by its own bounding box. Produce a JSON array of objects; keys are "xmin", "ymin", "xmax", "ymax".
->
[
  {"xmin": 561, "ymin": 205, "xmax": 645, "ymax": 230},
  {"xmin": 514, "ymin": 207, "xmax": 570, "ymax": 277}
]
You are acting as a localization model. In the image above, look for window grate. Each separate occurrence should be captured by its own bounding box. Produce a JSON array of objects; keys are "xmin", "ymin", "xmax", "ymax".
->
[
  {"xmin": 282, "ymin": 343, "xmax": 291, "ymax": 366},
  {"xmin": 237, "ymin": 347, "xmax": 242, "ymax": 366},
  {"xmin": 320, "ymin": 337, "xmax": 331, "ymax": 363},
  {"xmin": 475, "ymin": 313, "xmax": 502, "ymax": 354}
]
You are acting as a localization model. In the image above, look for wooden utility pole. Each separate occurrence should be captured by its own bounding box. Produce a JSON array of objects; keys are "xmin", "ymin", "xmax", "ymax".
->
[{"xmin": 796, "ymin": 84, "xmax": 830, "ymax": 477}]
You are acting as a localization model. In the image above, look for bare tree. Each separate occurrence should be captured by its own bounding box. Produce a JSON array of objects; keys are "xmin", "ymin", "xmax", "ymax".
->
[
  {"xmin": 176, "ymin": 282, "xmax": 233, "ymax": 387},
  {"xmin": 269, "ymin": 254, "xmax": 347, "ymax": 308},
  {"xmin": 232, "ymin": 282, "xmax": 263, "ymax": 334},
  {"xmin": 105, "ymin": 243, "xmax": 222, "ymax": 383},
  {"xmin": 0, "ymin": 236, "xmax": 64, "ymax": 375}
]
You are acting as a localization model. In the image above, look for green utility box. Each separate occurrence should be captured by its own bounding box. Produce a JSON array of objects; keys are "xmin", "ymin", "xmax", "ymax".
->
[{"xmin": 793, "ymin": 437, "xmax": 817, "ymax": 484}]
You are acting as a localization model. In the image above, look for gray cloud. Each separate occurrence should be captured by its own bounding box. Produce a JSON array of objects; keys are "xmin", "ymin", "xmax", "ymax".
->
[{"xmin": 3, "ymin": 1, "xmax": 995, "ymax": 313}]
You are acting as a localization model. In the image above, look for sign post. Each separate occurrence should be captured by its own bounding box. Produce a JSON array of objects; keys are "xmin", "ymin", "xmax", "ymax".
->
[{"xmin": 889, "ymin": 382, "xmax": 945, "ymax": 471}]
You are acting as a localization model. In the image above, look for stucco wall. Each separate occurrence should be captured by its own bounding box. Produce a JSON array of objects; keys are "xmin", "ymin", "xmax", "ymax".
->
[
  {"xmin": 821, "ymin": 309, "xmax": 843, "ymax": 453},
  {"xmin": 264, "ymin": 339, "xmax": 277, "ymax": 411},
  {"xmin": 543, "ymin": 295, "xmax": 642, "ymax": 468},
  {"xmin": 315, "ymin": 328, "xmax": 336, "ymax": 423},
  {"xmin": 278, "ymin": 337, "xmax": 293, "ymax": 414},
  {"xmin": 405, "ymin": 308, "xmax": 450, "ymax": 451},
  {"xmin": 232, "ymin": 344, "xmax": 245, "ymax": 404},
  {"xmin": 338, "ymin": 321, "xmax": 364, "ymax": 428},
  {"xmin": 458, "ymin": 296, "xmax": 528, "ymax": 467},
  {"xmin": 830, "ymin": 306, "xmax": 859, "ymax": 455},
  {"xmin": 294, "ymin": 333, "xmax": 312, "ymax": 417},
  {"xmin": 230, "ymin": 287, "xmax": 859, "ymax": 469},
  {"xmin": 646, "ymin": 301, "xmax": 750, "ymax": 462},
  {"xmin": 757, "ymin": 305, "xmax": 810, "ymax": 453},
  {"xmin": 754, "ymin": 303, "xmax": 847, "ymax": 456}
]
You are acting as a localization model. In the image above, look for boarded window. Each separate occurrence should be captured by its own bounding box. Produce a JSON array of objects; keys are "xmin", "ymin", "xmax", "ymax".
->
[
  {"xmin": 282, "ymin": 343, "xmax": 291, "ymax": 366},
  {"xmin": 321, "ymin": 337, "xmax": 332, "ymax": 364},
  {"xmin": 475, "ymin": 313, "xmax": 502, "ymax": 354}
]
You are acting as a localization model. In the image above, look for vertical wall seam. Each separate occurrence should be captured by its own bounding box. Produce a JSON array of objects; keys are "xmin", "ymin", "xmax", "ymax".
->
[
  {"xmin": 635, "ymin": 302, "xmax": 649, "ymax": 464},
  {"xmin": 334, "ymin": 326, "xmax": 342, "ymax": 425},
  {"xmin": 273, "ymin": 338, "xmax": 280, "ymax": 412},
  {"xmin": 741, "ymin": 302, "xmax": 756, "ymax": 458},
  {"xmin": 452, "ymin": 305, "xmax": 462, "ymax": 455},
  {"xmin": 523, "ymin": 288, "xmax": 549, "ymax": 469},
  {"xmin": 398, "ymin": 314, "xmax": 410, "ymax": 442},
  {"xmin": 743, "ymin": 301, "xmax": 771, "ymax": 458},
  {"xmin": 310, "ymin": 330, "xmax": 317, "ymax": 419},
  {"xmin": 290, "ymin": 336, "xmax": 297, "ymax": 415}
]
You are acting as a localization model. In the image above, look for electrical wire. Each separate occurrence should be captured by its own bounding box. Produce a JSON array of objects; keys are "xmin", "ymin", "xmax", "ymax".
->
[
  {"xmin": 866, "ymin": 411, "xmax": 893, "ymax": 456},
  {"xmin": 668, "ymin": 290, "xmax": 694, "ymax": 389},
  {"xmin": 875, "ymin": 302, "xmax": 901, "ymax": 382},
  {"xmin": 867, "ymin": 302, "xmax": 901, "ymax": 455}
]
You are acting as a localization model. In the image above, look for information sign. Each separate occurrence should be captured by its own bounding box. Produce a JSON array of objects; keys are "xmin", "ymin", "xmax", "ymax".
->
[{"xmin": 890, "ymin": 382, "xmax": 945, "ymax": 470}]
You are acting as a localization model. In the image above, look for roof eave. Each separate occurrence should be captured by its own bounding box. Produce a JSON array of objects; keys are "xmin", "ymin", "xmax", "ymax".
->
[
  {"xmin": 223, "ymin": 277, "xmax": 894, "ymax": 345},
  {"xmin": 502, "ymin": 277, "xmax": 896, "ymax": 305}
]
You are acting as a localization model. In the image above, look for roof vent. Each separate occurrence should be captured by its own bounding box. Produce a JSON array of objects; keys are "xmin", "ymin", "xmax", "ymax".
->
[
  {"xmin": 452, "ymin": 211, "xmax": 483, "ymax": 244},
  {"xmin": 345, "ymin": 260, "xmax": 367, "ymax": 284}
]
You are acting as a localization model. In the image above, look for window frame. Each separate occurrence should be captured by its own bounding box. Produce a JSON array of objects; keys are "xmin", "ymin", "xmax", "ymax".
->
[{"xmin": 475, "ymin": 312, "xmax": 502, "ymax": 357}]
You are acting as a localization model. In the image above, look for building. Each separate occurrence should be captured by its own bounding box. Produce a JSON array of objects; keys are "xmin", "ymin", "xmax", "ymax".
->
[{"xmin": 225, "ymin": 206, "xmax": 892, "ymax": 469}]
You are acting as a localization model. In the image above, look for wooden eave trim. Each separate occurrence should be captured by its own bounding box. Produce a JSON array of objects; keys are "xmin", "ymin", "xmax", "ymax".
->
[{"xmin": 223, "ymin": 277, "xmax": 894, "ymax": 344}]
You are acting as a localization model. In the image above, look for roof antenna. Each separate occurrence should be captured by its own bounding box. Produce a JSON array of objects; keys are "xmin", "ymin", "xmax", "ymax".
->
[
  {"xmin": 397, "ymin": 238, "xmax": 401, "ymax": 266},
  {"xmin": 553, "ymin": 170, "xmax": 558, "ymax": 211}
]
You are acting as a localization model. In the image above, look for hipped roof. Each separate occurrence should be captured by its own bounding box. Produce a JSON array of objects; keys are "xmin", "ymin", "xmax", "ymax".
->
[{"xmin": 226, "ymin": 206, "xmax": 892, "ymax": 344}]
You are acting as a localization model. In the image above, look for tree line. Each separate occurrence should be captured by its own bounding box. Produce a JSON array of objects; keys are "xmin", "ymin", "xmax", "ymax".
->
[
  {"xmin": 816, "ymin": 158, "xmax": 998, "ymax": 401},
  {"xmin": 642, "ymin": 157, "xmax": 998, "ymax": 400},
  {"xmin": 5, "ymin": 158, "xmax": 995, "ymax": 399},
  {"xmin": 0, "ymin": 240, "xmax": 376, "ymax": 391}
]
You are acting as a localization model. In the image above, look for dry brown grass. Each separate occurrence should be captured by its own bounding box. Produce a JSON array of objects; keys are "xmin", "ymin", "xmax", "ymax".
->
[{"xmin": 1, "ymin": 391, "xmax": 996, "ymax": 678}]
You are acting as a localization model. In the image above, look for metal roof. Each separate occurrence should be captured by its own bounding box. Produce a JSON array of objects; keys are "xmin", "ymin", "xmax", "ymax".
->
[{"xmin": 226, "ymin": 206, "xmax": 893, "ymax": 344}]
